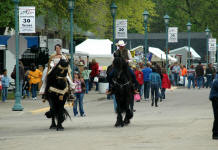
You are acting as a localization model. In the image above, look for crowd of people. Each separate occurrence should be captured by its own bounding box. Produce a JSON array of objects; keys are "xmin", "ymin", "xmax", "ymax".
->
[{"xmin": 0, "ymin": 41, "xmax": 218, "ymax": 139}]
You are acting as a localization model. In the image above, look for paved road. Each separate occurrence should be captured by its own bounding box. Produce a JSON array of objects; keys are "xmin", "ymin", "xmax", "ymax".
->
[{"xmin": 0, "ymin": 88, "xmax": 218, "ymax": 150}]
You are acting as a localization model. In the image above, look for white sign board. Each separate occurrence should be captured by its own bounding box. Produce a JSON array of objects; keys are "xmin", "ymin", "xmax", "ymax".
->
[
  {"xmin": 168, "ymin": 27, "xmax": 178, "ymax": 43},
  {"xmin": 116, "ymin": 19, "xmax": 127, "ymax": 39},
  {"xmin": 39, "ymin": 36, "xmax": 47, "ymax": 47},
  {"xmin": 19, "ymin": 6, "xmax": 35, "ymax": 33},
  {"xmin": 209, "ymin": 38, "xmax": 216, "ymax": 51}
]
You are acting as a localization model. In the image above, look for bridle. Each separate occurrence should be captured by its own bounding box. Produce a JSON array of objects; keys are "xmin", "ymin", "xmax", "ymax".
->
[
  {"xmin": 48, "ymin": 63, "xmax": 69, "ymax": 100},
  {"xmin": 112, "ymin": 79, "xmax": 130, "ymax": 88}
]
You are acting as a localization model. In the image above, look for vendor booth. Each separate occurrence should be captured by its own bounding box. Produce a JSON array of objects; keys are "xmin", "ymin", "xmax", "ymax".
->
[
  {"xmin": 131, "ymin": 46, "xmax": 177, "ymax": 64},
  {"xmin": 75, "ymin": 39, "xmax": 113, "ymax": 66},
  {"xmin": 169, "ymin": 46, "xmax": 201, "ymax": 65}
]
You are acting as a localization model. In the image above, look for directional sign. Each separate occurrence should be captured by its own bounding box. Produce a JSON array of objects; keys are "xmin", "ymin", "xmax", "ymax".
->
[
  {"xmin": 168, "ymin": 27, "xmax": 178, "ymax": 43},
  {"xmin": 19, "ymin": 6, "xmax": 35, "ymax": 33},
  {"xmin": 116, "ymin": 19, "xmax": 127, "ymax": 39},
  {"xmin": 209, "ymin": 38, "xmax": 216, "ymax": 51}
]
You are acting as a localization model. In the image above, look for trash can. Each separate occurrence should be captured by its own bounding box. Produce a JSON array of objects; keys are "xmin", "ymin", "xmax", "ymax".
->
[{"xmin": 98, "ymin": 82, "xmax": 109, "ymax": 94}]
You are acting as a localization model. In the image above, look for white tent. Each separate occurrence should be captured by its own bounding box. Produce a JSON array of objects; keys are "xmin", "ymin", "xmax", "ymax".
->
[
  {"xmin": 169, "ymin": 46, "xmax": 201, "ymax": 65},
  {"xmin": 73, "ymin": 39, "xmax": 113, "ymax": 66},
  {"xmin": 131, "ymin": 46, "xmax": 177, "ymax": 63},
  {"xmin": 149, "ymin": 47, "xmax": 177, "ymax": 62},
  {"xmin": 75, "ymin": 39, "xmax": 113, "ymax": 57},
  {"xmin": 169, "ymin": 46, "xmax": 201, "ymax": 59}
]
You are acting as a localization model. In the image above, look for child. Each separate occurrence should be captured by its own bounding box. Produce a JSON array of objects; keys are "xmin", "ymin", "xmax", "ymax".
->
[
  {"xmin": 1, "ymin": 69, "xmax": 10, "ymax": 102},
  {"xmin": 161, "ymin": 69, "xmax": 171, "ymax": 100},
  {"xmin": 209, "ymin": 70, "xmax": 218, "ymax": 140},
  {"xmin": 149, "ymin": 67, "xmax": 161, "ymax": 107},
  {"xmin": 82, "ymin": 67, "xmax": 91, "ymax": 94},
  {"xmin": 134, "ymin": 66, "xmax": 144, "ymax": 102},
  {"xmin": 73, "ymin": 72, "xmax": 86, "ymax": 117}
]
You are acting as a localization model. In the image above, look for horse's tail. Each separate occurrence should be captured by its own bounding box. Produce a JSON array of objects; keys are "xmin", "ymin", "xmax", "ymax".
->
[{"xmin": 63, "ymin": 108, "xmax": 71, "ymax": 120}]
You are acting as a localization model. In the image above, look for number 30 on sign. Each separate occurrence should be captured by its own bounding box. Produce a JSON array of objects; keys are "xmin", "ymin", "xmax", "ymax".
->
[{"xmin": 19, "ymin": 6, "xmax": 35, "ymax": 33}]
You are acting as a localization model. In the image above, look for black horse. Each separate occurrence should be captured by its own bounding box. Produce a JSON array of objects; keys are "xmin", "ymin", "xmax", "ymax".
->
[
  {"xmin": 45, "ymin": 59, "xmax": 71, "ymax": 131},
  {"xmin": 109, "ymin": 57, "xmax": 134, "ymax": 127}
]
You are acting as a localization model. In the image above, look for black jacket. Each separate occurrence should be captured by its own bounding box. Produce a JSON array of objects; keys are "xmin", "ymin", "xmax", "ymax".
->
[{"xmin": 195, "ymin": 65, "xmax": 204, "ymax": 77}]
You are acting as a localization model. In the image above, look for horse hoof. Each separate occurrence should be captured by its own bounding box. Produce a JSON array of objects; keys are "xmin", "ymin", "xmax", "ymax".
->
[
  {"xmin": 56, "ymin": 128, "xmax": 64, "ymax": 131},
  {"xmin": 56, "ymin": 126, "xmax": 64, "ymax": 131},
  {"xmin": 115, "ymin": 122, "xmax": 124, "ymax": 127},
  {"xmin": 49, "ymin": 125, "xmax": 57, "ymax": 129},
  {"xmin": 124, "ymin": 119, "xmax": 130, "ymax": 125}
]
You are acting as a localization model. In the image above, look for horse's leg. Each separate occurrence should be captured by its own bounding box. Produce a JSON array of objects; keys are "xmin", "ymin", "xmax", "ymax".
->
[
  {"xmin": 47, "ymin": 97, "xmax": 57, "ymax": 129},
  {"xmin": 50, "ymin": 115, "xmax": 56, "ymax": 129},
  {"xmin": 124, "ymin": 95, "xmax": 133, "ymax": 125},
  {"xmin": 56, "ymin": 100, "xmax": 65, "ymax": 131},
  {"xmin": 115, "ymin": 96, "xmax": 124, "ymax": 127}
]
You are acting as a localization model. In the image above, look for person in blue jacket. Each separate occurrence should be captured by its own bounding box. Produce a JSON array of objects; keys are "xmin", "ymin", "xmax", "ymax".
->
[
  {"xmin": 142, "ymin": 63, "xmax": 152, "ymax": 100},
  {"xmin": 209, "ymin": 70, "xmax": 218, "ymax": 140},
  {"xmin": 1, "ymin": 69, "xmax": 10, "ymax": 102},
  {"xmin": 149, "ymin": 67, "xmax": 161, "ymax": 107}
]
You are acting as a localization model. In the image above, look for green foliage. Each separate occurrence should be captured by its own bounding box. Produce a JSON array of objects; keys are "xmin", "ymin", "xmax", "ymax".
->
[
  {"xmin": 0, "ymin": 0, "xmax": 14, "ymax": 29},
  {"xmin": 1, "ymin": 0, "xmax": 217, "ymax": 40},
  {"xmin": 151, "ymin": 0, "xmax": 218, "ymax": 39},
  {"xmin": 115, "ymin": 0, "xmax": 157, "ymax": 34}
]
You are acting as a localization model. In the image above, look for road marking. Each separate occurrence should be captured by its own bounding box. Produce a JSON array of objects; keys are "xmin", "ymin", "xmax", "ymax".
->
[{"xmin": 30, "ymin": 103, "xmax": 73, "ymax": 114}]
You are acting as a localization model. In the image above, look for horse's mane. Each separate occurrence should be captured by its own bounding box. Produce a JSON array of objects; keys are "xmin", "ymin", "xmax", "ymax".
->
[
  {"xmin": 112, "ymin": 57, "xmax": 131, "ymax": 80},
  {"xmin": 47, "ymin": 59, "xmax": 69, "ymax": 88},
  {"xmin": 47, "ymin": 59, "xmax": 68, "ymax": 79}
]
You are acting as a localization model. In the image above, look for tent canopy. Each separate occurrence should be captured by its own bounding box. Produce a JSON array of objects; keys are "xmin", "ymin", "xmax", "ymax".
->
[
  {"xmin": 170, "ymin": 46, "xmax": 201, "ymax": 59},
  {"xmin": 75, "ymin": 39, "xmax": 113, "ymax": 57},
  {"xmin": 131, "ymin": 46, "xmax": 177, "ymax": 62},
  {"xmin": 61, "ymin": 48, "xmax": 89, "ymax": 56}
]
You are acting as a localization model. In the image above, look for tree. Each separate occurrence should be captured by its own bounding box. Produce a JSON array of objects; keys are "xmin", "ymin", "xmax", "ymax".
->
[{"xmin": 151, "ymin": 0, "xmax": 218, "ymax": 39}]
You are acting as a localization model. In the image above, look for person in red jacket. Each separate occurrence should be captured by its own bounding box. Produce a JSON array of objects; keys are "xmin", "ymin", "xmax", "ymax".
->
[
  {"xmin": 161, "ymin": 68, "xmax": 171, "ymax": 100},
  {"xmin": 134, "ymin": 66, "xmax": 144, "ymax": 101},
  {"xmin": 90, "ymin": 59, "xmax": 99, "ymax": 91}
]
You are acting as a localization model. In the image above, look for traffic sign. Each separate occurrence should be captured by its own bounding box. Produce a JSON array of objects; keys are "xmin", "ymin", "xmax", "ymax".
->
[
  {"xmin": 116, "ymin": 19, "xmax": 127, "ymax": 39},
  {"xmin": 19, "ymin": 6, "xmax": 35, "ymax": 33},
  {"xmin": 209, "ymin": 38, "xmax": 216, "ymax": 51},
  {"xmin": 168, "ymin": 27, "xmax": 178, "ymax": 43}
]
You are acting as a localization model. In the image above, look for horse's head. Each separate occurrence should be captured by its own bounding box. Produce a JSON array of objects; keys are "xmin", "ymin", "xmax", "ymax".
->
[
  {"xmin": 112, "ymin": 57, "xmax": 129, "ymax": 78},
  {"xmin": 56, "ymin": 59, "xmax": 69, "ymax": 77}
]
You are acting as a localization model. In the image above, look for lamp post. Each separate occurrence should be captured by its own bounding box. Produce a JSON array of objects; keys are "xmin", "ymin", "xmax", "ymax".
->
[
  {"xmin": 12, "ymin": 0, "xmax": 23, "ymax": 111},
  {"xmin": 164, "ymin": 14, "xmax": 170, "ymax": 74},
  {"xmin": 205, "ymin": 27, "xmax": 210, "ymax": 65},
  {"xmin": 143, "ymin": 10, "xmax": 149, "ymax": 64},
  {"xmin": 110, "ymin": 2, "xmax": 117, "ymax": 54},
  {"xmin": 186, "ymin": 21, "xmax": 192, "ymax": 68},
  {"xmin": 69, "ymin": 0, "xmax": 74, "ymax": 78}
]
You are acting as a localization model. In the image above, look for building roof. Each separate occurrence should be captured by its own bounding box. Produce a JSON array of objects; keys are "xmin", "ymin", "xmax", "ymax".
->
[{"xmin": 128, "ymin": 32, "xmax": 208, "ymax": 40}]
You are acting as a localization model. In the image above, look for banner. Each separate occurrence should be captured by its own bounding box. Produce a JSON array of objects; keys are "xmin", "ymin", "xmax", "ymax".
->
[
  {"xmin": 116, "ymin": 19, "xmax": 127, "ymax": 39},
  {"xmin": 209, "ymin": 38, "xmax": 216, "ymax": 51},
  {"xmin": 19, "ymin": 6, "xmax": 35, "ymax": 33},
  {"xmin": 168, "ymin": 27, "xmax": 178, "ymax": 43}
]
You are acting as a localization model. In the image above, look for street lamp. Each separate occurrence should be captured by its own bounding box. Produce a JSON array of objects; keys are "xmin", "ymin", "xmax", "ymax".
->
[
  {"xmin": 110, "ymin": 2, "xmax": 117, "ymax": 54},
  {"xmin": 205, "ymin": 27, "xmax": 210, "ymax": 65},
  {"xmin": 186, "ymin": 21, "xmax": 192, "ymax": 68},
  {"xmin": 164, "ymin": 14, "xmax": 170, "ymax": 74},
  {"xmin": 69, "ymin": 0, "xmax": 74, "ymax": 78},
  {"xmin": 12, "ymin": 0, "xmax": 23, "ymax": 111},
  {"xmin": 143, "ymin": 10, "xmax": 149, "ymax": 64}
]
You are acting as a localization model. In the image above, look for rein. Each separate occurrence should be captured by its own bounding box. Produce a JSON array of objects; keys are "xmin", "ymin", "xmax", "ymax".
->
[{"xmin": 112, "ymin": 79, "xmax": 130, "ymax": 88}]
